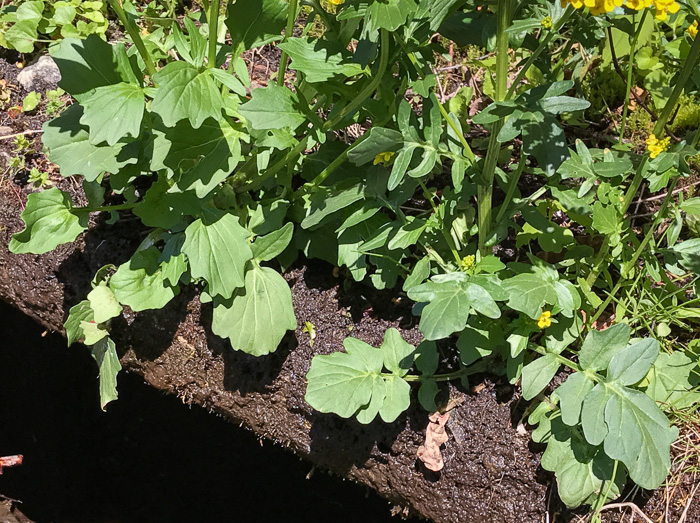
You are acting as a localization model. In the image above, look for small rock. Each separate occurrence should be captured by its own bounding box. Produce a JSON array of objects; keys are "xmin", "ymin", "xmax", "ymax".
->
[
  {"xmin": 0, "ymin": 126, "xmax": 13, "ymax": 136},
  {"xmin": 17, "ymin": 55, "xmax": 61, "ymax": 92}
]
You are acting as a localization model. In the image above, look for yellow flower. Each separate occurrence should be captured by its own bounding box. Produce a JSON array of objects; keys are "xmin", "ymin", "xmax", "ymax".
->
[
  {"xmin": 537, "ymin": 311, "xmax": 552, "ymax": 329},
  {"xmin": 624, "ymin": 0, "xmax": 652, "ymax": 10},
  {"xmin": 652, "ymin": 0, "xmax": 680, "ymax": 20},
  {"xmin": 561, "ymin": 0, "xmax": 585, "ymax": 9},
  {"xmin": 688, "ymin": 20, "xmax": 698, "ymax": 38},
  {"xmin": 373, "ymin": 151, "xmax": 395, "ymax": 165},
  {"xmin": 645, "ymin": 134, "xmax": 671, "ymax": 159},
  {"xmin": 327, "ymin": 0, "xmax": 344, "ymax": 4},
  {"xmin": 541, "ymin": 16, "xmax": 553, "ymax": 29},
  {"xmin": 460, "ymin": 255, "xmax": 476, "ymax": 271}
]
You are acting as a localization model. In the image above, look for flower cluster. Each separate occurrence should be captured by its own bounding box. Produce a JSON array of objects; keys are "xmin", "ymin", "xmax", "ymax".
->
[
  {"xmin": 537, "ymin": 311, "xmax": 552, "ymax": 329},
  {"xmin": 646, "ymin": 134, "xmax": 671, "ymax": 158},
  {"xmin": 689, "ymin": 20, "xmax": 698, "ymax": 38},
  {"xmin": 541, "ymin": 16, "xmax": 553, "ymax": 28},
  {"xmin": 460, "ymin": 255, "xmax": 475, "ymax": 271},
  {"xmin": 560, "ymin": 0, "xmax": 680, "ymax": 20},
  {"xmin": 373, "ymin": 151, "xmax": 395, "ymax": 165}
]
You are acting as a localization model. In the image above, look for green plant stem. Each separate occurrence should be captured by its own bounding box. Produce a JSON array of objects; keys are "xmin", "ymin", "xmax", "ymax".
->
[
  {"xmin": 586, "ymin": 34, "xmax": 700, "ymax": 287},
  {"xmin": 505, "ymin": 6, "xmax": 574, "ymax": 100},
  {"xmin": 417, "ymin": 179, "xmax": 462, "ymax": 264},
  {"xmin": 477, "ymin": 0, "xmax": 511, "ymax": 255},
  {"xmin": 550, "ymin": 37, "xmax": 574, "ymax": 80},
  {"xmin": 402, "ymin": 359, "xmax": 489, "ymax": 383},
  {"xmin": 395, "ymin": 36, "xmax": 475, "ymax": 163},
  {"xmin": 236, "ymin": 29, "xmax": 391, "ymax": 193},
  {"xmin": 618, "ymin": 10, "xmax": 648, "ymax": 144},
  {"xmin": 206, "ymin": 0, "xmax": 221, "ymax": 68},
  {"xmin": 277, "ymin": 0, "xmax": 299, "ymax": 85},
  {"xmin": 494, "ymin": 152, "xmax": 526, "ymax": 224},
  {"xmin": 106, "ymin": 0, "xmax": 157, "ymax": 79}
]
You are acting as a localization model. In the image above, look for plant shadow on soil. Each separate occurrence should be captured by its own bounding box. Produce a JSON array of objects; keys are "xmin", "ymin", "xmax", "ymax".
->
[{"xmin": 0, "ymin": 300, "xmax": 402, "ymax": 523}]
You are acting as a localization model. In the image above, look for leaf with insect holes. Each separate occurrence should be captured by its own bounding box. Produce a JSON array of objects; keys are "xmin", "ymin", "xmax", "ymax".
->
[
  {"xmin": 9, "ymin": 188, "xmax": 88, "ymax": 255},
  {"xmin": 212, "ymin": 266, "xmax": 296, "ymax": 356}
]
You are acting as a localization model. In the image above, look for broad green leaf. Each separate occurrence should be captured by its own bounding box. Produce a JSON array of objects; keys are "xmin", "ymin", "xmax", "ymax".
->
[
  {"xmin": 388, "ymin": 145, "xmax": 417, "ymax": 190},
  {"xmin": 464, "ymin": 282, "xmax": 501, "ymax": 319},
  {"xmin": 556, "ymin": 372, "xmax": 594, "ymax": 426},
  {"xmin": 580, "ymin": 383, "xmax": 608, "ymax": 446},
  {"xmin": 5, "ymin": 20, "xmax": 39, "ymax": 53},
  {"xmin": 65, "ymin": 300, "xmax": 94, "ymax": 346},
  {"xmin": 592, "ymin": 202, "xmax": 620, "ymax": 235},
  {"xmin": 380, "ymin": 376, "xmax": 411, "ymax": 422},
  {"xmin": 680, "ymin": 197, "xmax": 700, "ymax": 215},
  {"xmin": 305, "ymin": 337, "xmax": 383, "ymax": 418},
  {"xmin": 381, "ymin": 328, "xmax": 415, "ymax": 377},
  {"xmin": 403, "ymin": 256, "xmax": 430, "ymax": 291},
  {"xmin": 388, "ymin": 217, "xmax": 427, "ymax": 250},
  {"xmin": 669, "ymin": 239, "xmax": 700, "ymax": 274},
  {"xmin": 578, "ymin": 323, "xmax": 631, "ymax": 372},
  {"xmin": 644, "ymin": 352, "xmax": 700, "ymax": 409},
  {"xmin": 151, "ymin": 62, "xmax": 224, "ymax": 128},
  {"xmin": 521, "ymin": 353, "xmax": 560, "ymax": 400},
  {"xmin": 80, "ymin": 320, "xmax": 109, "ymax": 345},
  {"xmin": 522, "ymin": 115, "xmax": 569, "ymax": 176},
  {"xmin": 347, "ymin": 127, "xmax": 403, "ymax": 166},
  {"xmin": 408, "ymin": 281, "xmax": 470, "ymax": 340},
  {"xmin": 51, "ymin": 35, "xmax": 123, "ymax": 101},
  {"xmin": 239, "ymin": 85, "xmax": 307, "ymax": 130},
  {"xmin": 87, "ymin": 283, "xmax": 123, "ymax": 324},
  {"xmin": 414, "ymin": 340, "xmax": 439, "ymax": 375},
  {"xmin": 22, "ymin": 91, "xmax": 41, "ymax": 112},
  {"xmin": 9, "ymin": 188, "xmax": 88, "ymax": 254},
  {"xmin": 606, "ymin": 338, "xmax": 659, "ymax": 386},
  {"xmin": 356, "ymin": 375, "xmax": 386, "ymax": 424},
  {"xmin": 279, "ymin": 37, "xmax": 366, "ymax": 83},
  {"xmin": 153, "ymin": 117, "xmax": 242, "ymax": 198},
  {"xmin": 80, "ymin": 83, "xmax": 144, "ymax": 145},
  {"xmin": 225, "ymin": 0, "xmax": 287, "ymax": 52},
  {"xmin": 418, "ymin": 378, "xmax": 439, "ymax": 412},
  {"xmin": 212, "ymin": 266, "xmax": 296, "ymax": 355},
  {"xmin": 538, "ymin": 96, "xmax": 590, "ymax": 115},
  {"xmin": 302, "ymin": 182, "xmax": 366, "ymax": 229},
  {"xmin": 91, "ymin": 336, "xmax": 121, "ymax": 410},
  {"xmin": 368, "ymin": 0, "xmax": 416, "ymax": 31},
  {"xmin": 182, "ymin": 212, "xmax": 252, "ymax": 299},
  {"xmin": 502, "ymin": 273, "xmax": 558, "ymax": 319},
  {"xmin": 110, "ymin": 248, "xmax": 178, "ymax": 311},
  {"xmin": 183, "ymin": 16, "xmax": 207, "ymax": 66},
  {"xmin": 602, "ymin": 386, "xmax": 676, "ymax": 489},
  {"xmin": 42, "ymin": 104, "xmax": 137, "ymax": 181},
  {"xmin": 251, "ymin": 223, "xmax": 294, "ymax": 262}
]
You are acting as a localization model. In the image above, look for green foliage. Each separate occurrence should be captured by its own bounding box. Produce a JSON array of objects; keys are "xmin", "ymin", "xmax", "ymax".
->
[{"xmin": 8, "ymin": 0, "xmax": 700, "ymax": 514}]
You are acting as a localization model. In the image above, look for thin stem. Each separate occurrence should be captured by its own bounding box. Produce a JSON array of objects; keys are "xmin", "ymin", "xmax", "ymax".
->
[
  {"xmin": 619, "ymin": 10, "xmax": 648, "ymax": 144},
  {"xmin": 478, "ymin": 0, "xmax": 511, "ymax": 254},
  {"xmin": 505, "ymin": 6, "xmax": 574, "ymax": 100},
  {"xmin": 207, "ymin": 0, "xmax": 221, "ymax": 68},
  {"xmin": 495, "ymin": 152, "xmax": 526, "ymax": 224},
  {"xmin": 277, "ymin": 0, "xmax": 299, "ymax": 85},
  {"xmin": 418, "ymin": 179, "xmax": 462, "ymax": 264},
  {"xmin": 402, "ymin": 359, "xmax": 490, "ymax": 383},
  {"xmin": 107, "ymin": 0, "xmax": 157, "ymax": 79}
]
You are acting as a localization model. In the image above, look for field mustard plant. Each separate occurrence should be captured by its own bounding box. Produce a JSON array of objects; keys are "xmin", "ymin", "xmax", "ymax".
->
[{"xmin": 646, "ymin": 134, "xmax": 671, "ymax": 158}]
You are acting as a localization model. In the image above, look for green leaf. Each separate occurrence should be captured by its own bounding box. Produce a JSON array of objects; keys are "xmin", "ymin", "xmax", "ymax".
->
[
  {"xmin": 91, "ymin": 336, "xmax": 121, "ymax": 410},
  {"xmin": 464, "ymin": 282, "xmax": 501, "ymax": 319},
  {"xmin": 680, "ymin": 197, "xmax": 700, "ymax": 215},
  {"xmin": 278, "ymin": 37, "xmax": 366, "ymax": 83},
  {"xmin": 368, "ymin": 0, "xmax": 416, "ymax": 31},
  {"xmin": 65, "ymin": 300, "xmax": 94, "ymax": 346},
  {"xmin": 80, "ymin": 83, "xmax": 144, "ymax": 145},
  {"xmin": 502, "ymin": 273, "xmax": 558, "ymax": 319},
  {"xmin": 181, "ymin": 212, "xmax": 253, "ymax": 299},
  {"xmin": 151, "ymin": 62, "xmax": 224, "ymax": 128},
  {"xmin": 9, "ymin": 188, "xmax": 88, "ymax": 254},
  {"xmin": 80, "ymin": 320, "xmax": 109, "ymax": 345},
  {"xmin": 592, "ymin": 202, "xmax": 621, "ymax": 235},
  {"xmin": 347, "ymin": 127, "xmax": 403, "ymax": 166},
  {"xmin": 301, "ymin": 182, "xmax": 366, "ymax": 229},
  {"xmin": 606, "ymin": 338, "xmax": 659, "ymax": 386},
  {"xmin": 251, "ymin": 223, "xmax": 294, "ymax": 262},
  {"xmin": 42, "ymin": 104, "xmax": 137, "ymax": 181},
  {"xmin": 305, "ymin": 337, "xmax": 384, "ymax": 418},
  {"xmin": 644, "ymin": 352, "xmax": 700, "ymax": 410},
  {"xmin": 556, "ymin": 372, "xmax": 594, "ymax": 426},
  {"xmin": 668, "ymin": 239, "xmax": 700, "ymax": 274},
  {"xmin": 580, "ymin": 383, "xmax": 609, "ymax": 446},
  {"xmin": 22, "ymin": 91, "xmax": 41, "ymax": 112},
  {"xmin": 381, "ymin": 328, "xmax": 415, "ymax": 377},
  {"xmin": 225, "ymin": 0, "xmax": 287, "ymax": 52},
  {"xmin": 418, "ymin": 378, "xmax": 439, "ymax": 412},
  {"xmin": 521, "ymin": 353, "xmax": 560, "ymax": 400},
  {"xmin": 578, "ymin": 323, "xmax": 631, "ymax": 372},
  {"xmin": 379, "ymin": 376, "xmax": 411, "ymax": 422},
  {"xmin": 5, "ymin": 20, "xmax": 39, "ymax": 53},
  {"xmin": 538, "ymin": 96, "xmax": 590, "ymax": 115},
  {"xmin": 110, "ymin": 248, "xmax": 178, "ymax": 312},
  {"xmin": 239, "ymin": 85, "xmax": 307, "ymax": 130},
  {"xmin": 51, "ymin": 35, "xmax": 124, "ymax": 102},
  {"xmin": 414, "ymin": 340, "xmax": 439, "ymax": 375},
  {"xmin": 87, "ymin": 283, "xmax": 123, "ymax": 324},
  {"xmin": 212, "ymin": 266, "xmax": 296, "ymax": 356},
  {"xmin": 408, "ymin": 280, "xmax": 470, "ymax": 340},
  {"xmin": 403, "ymin": 256, "xmax": 430, "ymax": 291}
]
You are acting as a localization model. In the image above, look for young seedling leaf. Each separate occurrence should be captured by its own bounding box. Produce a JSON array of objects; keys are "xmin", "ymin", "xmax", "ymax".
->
[
  {"xmin": 87, "ymin": 283, "xmax": 123, "ymax": 324},
  {"xmin": 521, "ymin": 353, "xmax": 560, "ymax": 400}
]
